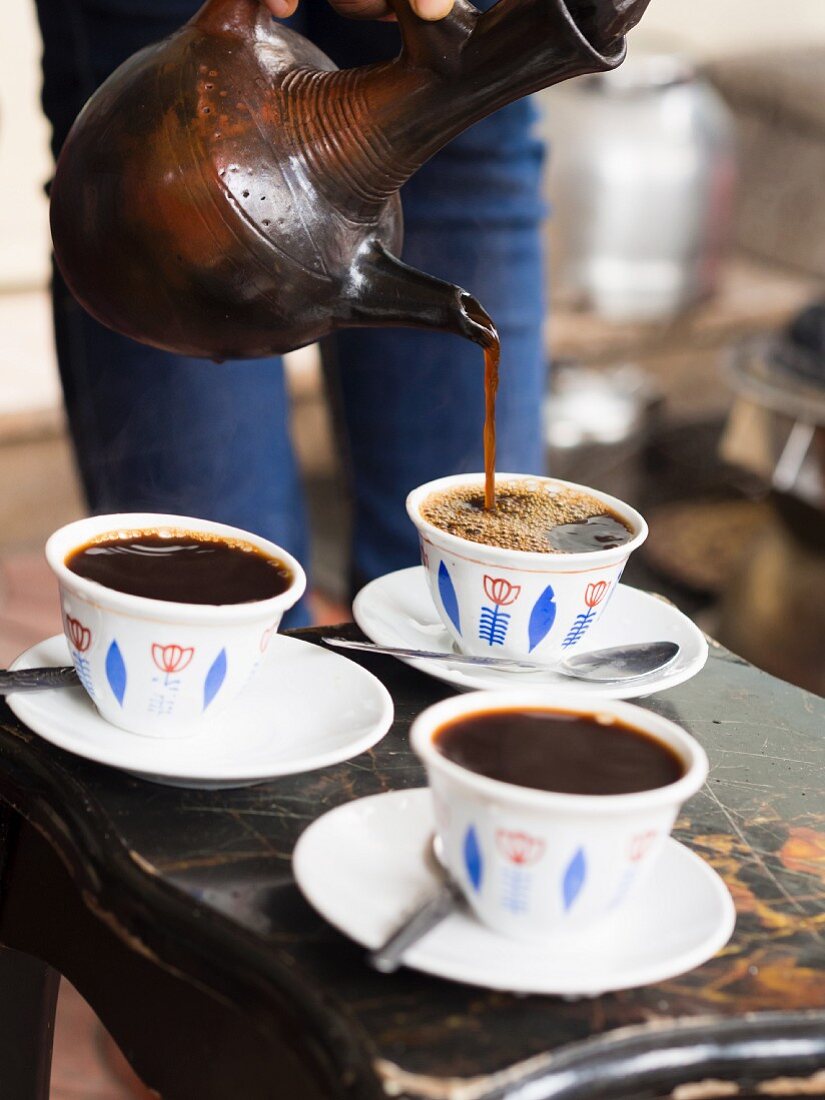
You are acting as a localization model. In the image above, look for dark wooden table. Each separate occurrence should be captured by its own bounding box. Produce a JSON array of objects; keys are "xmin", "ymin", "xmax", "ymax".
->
[{"xmin": 0, "ymin": 625, "xmax": 823, "ymax": 1100}]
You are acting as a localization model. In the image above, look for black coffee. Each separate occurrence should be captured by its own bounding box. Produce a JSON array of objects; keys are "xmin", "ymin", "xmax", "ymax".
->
[
  {"xmin": 434, "ymin": 708, "xmax": 684, "ymax": 796},
  {"xmin": 66, "ymin": 531, "xmax": 292, "ymax": 604},
  {"xmin": 420, "ymin": 482, "xmax": 633, "ymax": 554}
]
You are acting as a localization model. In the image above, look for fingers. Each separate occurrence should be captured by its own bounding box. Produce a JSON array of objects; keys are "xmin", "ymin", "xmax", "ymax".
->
[
  {"xmin": 261, "ymin": 0, "xmax": 454, "ymax": 20},
  {"xmin": 261, "ymin": 0, "xmax": 299, "ymax": 16},
  {"xmin": 408, "ymin": 0, "xmax": 455, "ymax": 18}
]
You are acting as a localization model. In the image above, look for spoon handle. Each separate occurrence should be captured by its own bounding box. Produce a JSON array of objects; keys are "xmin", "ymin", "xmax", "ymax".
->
[
  {"xmin": 0, "ymin": 666, "xmax": 80, "ymax": 694},
  {"xmin": 369, "ymin": 879, "xmax": 463, "ymax": 974},
  {"xmin": 324, "ymin": 637, "xmax": 543, "ymax": 671},
  {"xmin": 326, "ymin": 637, "xmax": 681, "ymax": 682}
]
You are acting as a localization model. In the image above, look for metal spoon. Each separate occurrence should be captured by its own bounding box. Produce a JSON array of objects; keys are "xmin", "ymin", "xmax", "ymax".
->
[
  {"xmin": 369, "ymin": 835, "xmax": 463, "ymax": 974},
  {"xmin": 0, "ymin": 639, "xmax": 679, "ymax": 696},
  {"xmin": 324, "ymin": 638, "xmax": 680, "ymax": 682},
  {"xmin": 0, "ymin": 666, "xmax": 81, "ymax": 694}
]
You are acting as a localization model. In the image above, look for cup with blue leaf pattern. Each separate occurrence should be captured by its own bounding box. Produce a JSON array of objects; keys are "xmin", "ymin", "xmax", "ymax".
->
[
  {"xmin": 46, "ymin": 513, "xmax": 305, "ymax": 737},
  {"xmin": 412, "ymin": 690, "xmax": 708, "ymax": 941},
  {"xmin": 407, "ymin": 473, "xmax": 647, "ymax": 666}
]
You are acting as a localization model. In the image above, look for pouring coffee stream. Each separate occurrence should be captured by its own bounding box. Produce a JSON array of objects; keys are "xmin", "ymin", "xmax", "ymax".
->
[{"xmin": 49, "ymin": 0, "xmax": 651, "ymax": 512}]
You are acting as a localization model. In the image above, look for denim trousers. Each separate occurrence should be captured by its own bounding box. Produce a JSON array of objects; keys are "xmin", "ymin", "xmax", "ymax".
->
[{"xmin": 36, "ymin": 0, "xmax": 547, "ymax": 627}]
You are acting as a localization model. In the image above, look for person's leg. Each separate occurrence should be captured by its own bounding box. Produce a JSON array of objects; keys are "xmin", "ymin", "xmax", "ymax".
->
[
  {"xmin": 337, "ymin": 182, "xmax": 546, "ymax": 589},
  {"xmin": 305, "ymin": 8, "xmax": 547, "ymax": 593},
  {"xmin": 50, "ymin": 270, "xmax": 310, "ymax": 569},
  {"xmin": 36, "ymin": 0, "xmax": 310, "ymax": 625}
]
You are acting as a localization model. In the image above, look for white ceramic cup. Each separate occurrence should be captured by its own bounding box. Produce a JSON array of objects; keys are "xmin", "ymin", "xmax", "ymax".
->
[
  {"xmin": 46, "ymin": 513, "xmax": 306, "ymax": 737},
  {"xmin": 406, "ymin": 473, "xmax": 647, "ymax": 664},
  {"xmin": 411, "ymin": 690, "xmax": 708, "ymax": 941}
]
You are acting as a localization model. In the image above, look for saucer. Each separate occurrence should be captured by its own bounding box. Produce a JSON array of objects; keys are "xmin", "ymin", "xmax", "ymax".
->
[
  {"xmin": 8, "ymin": 635, "xmax": 393, "ymax": 789},
  {"xmin": 353, "ymin": 567, "xmax": 708, "ymax": 699},
  {"xmin": 293, "ymin": 789, "xmax": 736, "ymax": 996}
]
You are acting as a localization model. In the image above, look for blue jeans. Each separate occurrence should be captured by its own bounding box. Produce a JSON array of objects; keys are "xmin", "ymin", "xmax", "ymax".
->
[{"xmin": 36, "ymin": 0, "xmax": 547, "ymax": 627}]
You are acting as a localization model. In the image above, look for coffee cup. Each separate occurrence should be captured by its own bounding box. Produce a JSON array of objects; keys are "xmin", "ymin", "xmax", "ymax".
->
[
  {"xmin": 46, "ymin": 513, "xmax": 306, "ymax": 737},
  {"xmin": 406, "ymin": 473, "xmax": 647, "ymax": 664},
  {"xmin": 411, "ymin": 690, "xmax": 708, "ymax": 941}
]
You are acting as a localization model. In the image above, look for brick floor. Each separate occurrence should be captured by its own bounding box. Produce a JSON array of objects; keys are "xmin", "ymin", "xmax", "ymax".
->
[
  {"xmin": 52, "ymin": 983, "xmax": 150, "ymax": 1099},
  {"xmin": 0, "ymin": 550, "xmax": 64, "ymax": 665},
  {"xmin": 1, "ymin": 544, "xmax": 348, "ymax": 1097}
]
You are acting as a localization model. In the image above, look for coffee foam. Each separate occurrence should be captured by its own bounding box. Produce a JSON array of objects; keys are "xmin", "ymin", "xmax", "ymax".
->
[{"xmin": 419, "ymin": 481, "xmax": 632, "ymax": 554}]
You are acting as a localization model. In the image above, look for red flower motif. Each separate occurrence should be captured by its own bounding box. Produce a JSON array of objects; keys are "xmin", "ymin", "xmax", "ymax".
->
[
  {"xmin": 585, "ymin": 580, "xmax": 610, "ymax": 608},
  {"xmin": 66, "ymin": 615, "xmax": 91, "ymax": 653},
  {"xmin": 151, "ymin": 643, "xmax": 194, "ymax": 674},
  {"xmin": 483, "ymin": 576, "xmax": 521, "ymax": 607},
  {"xmin": 629, "ymin": 830, "xmax": 657, "ymax": 863},
  {"xmin": 496, "ymin": 830, "xmax": 545, "ymax": 866}
]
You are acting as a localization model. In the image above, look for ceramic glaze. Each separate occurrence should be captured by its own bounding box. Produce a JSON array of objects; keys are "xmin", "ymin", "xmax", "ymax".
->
[
  {"xmin": 354, "ymin": 567, "xmax": 709, "ymax": 697},
  {"xmin": 292, "ymin": 788, "xmax": 735, "ymax": 994},
  {"xmin": 46, "ymin": 513, "xmax": 306, "ymax": 737},
  {"xmin": 411, "ymin": 692, "xmax": 709, "ymax": 941},
  {"xmin": 7, "ymin": 633, "xmax": 393, "ymax": 785},
  {"xmin": 48, "ymin": 0, "xmax": 648, "ymax": 359},
  {"xmin": 407, "ymin": 474, "xmax": 648, "ymax": 664}
]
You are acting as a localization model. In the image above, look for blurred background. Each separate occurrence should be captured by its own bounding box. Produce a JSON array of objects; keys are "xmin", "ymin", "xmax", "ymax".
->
[{"xmin": 1, "ymin": 1, "xmax": 824, "ymax": 1093}]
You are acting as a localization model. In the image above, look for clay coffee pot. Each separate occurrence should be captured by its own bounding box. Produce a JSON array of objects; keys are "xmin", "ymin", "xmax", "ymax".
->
[{"xmin": 50, "ymin": 0, "xmax": 650, "ymax": 360}]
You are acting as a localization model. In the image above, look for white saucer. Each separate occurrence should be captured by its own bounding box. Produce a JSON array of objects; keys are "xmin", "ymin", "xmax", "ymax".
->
[
  {"xmin": 8, "ymin": 635, "xmax": 393, "ymax": 789},
  {"xmin": 294, "ymin": 789, "xmax": 736, "ymax": 996},
  {"xmin": 353, "ymin": 567, "xmax": 708, "ymax": 699}
]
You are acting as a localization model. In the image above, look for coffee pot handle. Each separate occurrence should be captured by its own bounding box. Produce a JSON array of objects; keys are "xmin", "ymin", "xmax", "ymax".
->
[{"xmin": 385, "ymin": 0, "xmax": 480, "ymax": 73}]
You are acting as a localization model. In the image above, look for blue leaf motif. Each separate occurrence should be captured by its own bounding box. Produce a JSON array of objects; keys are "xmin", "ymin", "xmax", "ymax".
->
[
  {"xmin": 527, "ymin": 585, "xmax": 556, "ymax": 652},
  {"xmin": 562, "ymin": 608, "xmax": 596, "ymax": 649},
  {"xmin": 463, "ymin": 825, "xmax": 483, "ymax": 892},
  {"xmin": 479, "ymin": 606, "xmax": 510, "ymax": 646},
  {"xmin": 562, "ymin": 846, "xmax": 587, "ymax": 911},
  {"xmin": 105, "ymin": 640, "xmax": 127, "ymax": 706},
  {"xmin": 437, "ymin": 561, "xmax": 461, "ymax": 635},
  {"xmin": 203, "ymin": 648, "xmax": 227, "ymax": 711}
]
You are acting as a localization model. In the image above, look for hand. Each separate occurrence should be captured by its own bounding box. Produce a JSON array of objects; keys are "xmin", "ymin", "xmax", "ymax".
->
[{"xmin": 261, "ymin": 0, "xmax": 453, "ymax": 22}]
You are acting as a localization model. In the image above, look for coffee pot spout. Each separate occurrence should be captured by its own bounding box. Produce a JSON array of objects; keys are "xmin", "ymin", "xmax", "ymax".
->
[{"xmin": 342, "ymin": 243, "xmax": 497, "ymax": 350}]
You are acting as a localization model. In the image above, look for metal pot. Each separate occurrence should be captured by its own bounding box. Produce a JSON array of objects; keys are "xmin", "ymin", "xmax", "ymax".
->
[{"xmin": 544, "ymin": 53, "xmax": 736, "ymax": 321}]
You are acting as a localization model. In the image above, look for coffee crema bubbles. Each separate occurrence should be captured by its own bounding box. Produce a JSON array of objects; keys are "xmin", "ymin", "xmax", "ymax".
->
[
  {"xmin": 65, "ymin": 530, "xmax": 293, "ymax": 605},
  {"xmin": 420, "ymin": 482, "xmax": 633, "ymax": 554}
]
